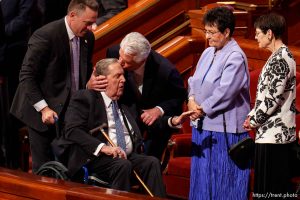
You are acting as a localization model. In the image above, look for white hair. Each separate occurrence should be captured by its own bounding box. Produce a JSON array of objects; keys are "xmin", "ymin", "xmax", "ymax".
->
[{"xmin": 120, "ymin": 32, "xmax": 151, "ymax": 63}]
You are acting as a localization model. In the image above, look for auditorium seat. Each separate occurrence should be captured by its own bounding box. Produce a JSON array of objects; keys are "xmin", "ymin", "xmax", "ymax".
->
[{"xmin": 163, "ymin": 133, "xmax": 192, "ymax": 199}]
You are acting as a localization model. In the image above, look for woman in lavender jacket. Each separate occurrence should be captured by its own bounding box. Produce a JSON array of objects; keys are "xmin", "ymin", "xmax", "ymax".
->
[{"xmin": 188, "ymin": 7, "xmax": 251, "ymax": 200}]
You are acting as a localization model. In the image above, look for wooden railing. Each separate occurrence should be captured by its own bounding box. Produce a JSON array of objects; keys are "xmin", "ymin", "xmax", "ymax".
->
[
  {"xmin": 0, "ymin": 167, "xmax": 163, "ymax": 200},
  {"xmin": 155, "ymin": 35, "xmax": 300, "ymax": 82},
  {"xmin": 237, "ymin": 38, "xmax": 300, "ymax": 72},
  {"xmin": 92, "ymin": 0, "xmax": 197, "ymax": 64},
  {"xmin": 156, "ymin": 36, "xmax": 205, "ymax": 86}
]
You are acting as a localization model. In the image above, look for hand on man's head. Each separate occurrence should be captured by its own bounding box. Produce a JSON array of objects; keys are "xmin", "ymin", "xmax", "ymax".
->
[{"xmin": 87, "ymin": 68, "xmax": 108, "ymax": 91}]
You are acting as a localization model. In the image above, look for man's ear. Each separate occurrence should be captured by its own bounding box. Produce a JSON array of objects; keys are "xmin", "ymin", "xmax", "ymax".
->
[{"xmin": 69, "ymin": 10, "xmax": 77, "ymax": 19}]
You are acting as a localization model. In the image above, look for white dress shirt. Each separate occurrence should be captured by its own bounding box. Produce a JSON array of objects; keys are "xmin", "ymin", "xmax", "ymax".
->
[{"xmin": 94, "ymin": 92, "xmax": 133, "ymax": 156}]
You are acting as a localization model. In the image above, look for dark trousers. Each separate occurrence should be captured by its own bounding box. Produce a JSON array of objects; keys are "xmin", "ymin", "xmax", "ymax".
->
[
  {"xmin": 253, "ymin": 143, "xmax": 295, "ymax": 197},
  {"xmin": 87, "ymin": 152, "xmax": 166, "ymax": 198},
  {"xmin": 145, "ymin": 129, "xmax": 172, "ymax": 161},
  {"xmin": 28, "ymin": 126, "xmax": 56, "ymax": 173}
]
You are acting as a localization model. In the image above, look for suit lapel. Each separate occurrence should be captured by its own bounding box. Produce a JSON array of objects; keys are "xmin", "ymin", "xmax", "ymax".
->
[
  {"xmin": 59, "ymin": 20, "xmax": 72, "ymax": 88},
  {"xmin": 120, "ymin": 105, "xmax": 140, "ymax": 136},
  {"xmin": 95, "ymin": 92, "xmax": 109, "ymax": 133}
]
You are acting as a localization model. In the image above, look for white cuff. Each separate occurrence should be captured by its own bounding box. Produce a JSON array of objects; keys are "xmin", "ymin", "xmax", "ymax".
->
[
  {"xmin": 156, "ymin": 106, "xmax": 164, "ymax": 116},
  {"xmin": 93, "ymin": 143, "xmax": 105, "ymax": 156},
  {"xmin": 168, "ymin": 117, "xmax": 182, "ymax": 129},
  {"xmin": 33, "ymin": 100, "xmax": 48, "ymax": 112}
]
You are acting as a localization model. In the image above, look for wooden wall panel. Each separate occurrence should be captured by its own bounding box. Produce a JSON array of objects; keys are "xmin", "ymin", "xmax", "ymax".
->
[{"xmin": 92, "ymin": 0, "xmax": 197, "ymax": 64}]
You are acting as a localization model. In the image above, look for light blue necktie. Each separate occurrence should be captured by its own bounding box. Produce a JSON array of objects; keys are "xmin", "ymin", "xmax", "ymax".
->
[
  {"xmin": 111, "ymin": 101, "xmax": 126, "ymax": 151},
  {"xmin": 71, "ymin": 36, "xmax": 79, "ymax": 93}
]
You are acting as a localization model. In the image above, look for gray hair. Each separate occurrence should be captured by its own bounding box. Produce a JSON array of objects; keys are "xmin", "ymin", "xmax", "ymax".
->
[
  {"xmin": 67, "ymin": 0, "xmax": 99, "ymax": 14},
  {"xmin": 120, "ymin": 32, "xmax": 151, "ymax": 63},
  {"xmin": 95, "ymin": 58, "xmax": 119, "ymax": 76}
]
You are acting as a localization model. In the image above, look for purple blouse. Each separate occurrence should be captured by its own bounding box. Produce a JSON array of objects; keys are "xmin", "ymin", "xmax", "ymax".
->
[{"xmin": 188, "ymin": 39, "xmax": 250, "ymax": 133}]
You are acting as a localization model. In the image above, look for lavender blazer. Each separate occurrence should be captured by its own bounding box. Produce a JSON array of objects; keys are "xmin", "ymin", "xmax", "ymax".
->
[{"xmin": 188, "ymin": 39, "xmax": 250, "ymax": 133}]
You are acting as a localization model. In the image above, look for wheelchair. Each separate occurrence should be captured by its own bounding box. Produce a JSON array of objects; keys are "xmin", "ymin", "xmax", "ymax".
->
[
  {"xmin": 36, "ymin": 160, "xmax": 110, "ymax": 187},
  {"xmin": 36, "ymin": 122, "xmax": 151, "ymax": 196},
  {"xmin": 36, "ymin": 120, "xmax": 110, "ymax": 187}
]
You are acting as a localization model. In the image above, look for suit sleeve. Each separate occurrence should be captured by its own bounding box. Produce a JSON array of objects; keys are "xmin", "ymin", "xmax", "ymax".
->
[
  {"xmin": 5, "ymin": 0, "xmax": 34, "ymax": 36},
  {"xmin": 18, "ymin": 30, "xmax": 51, "ymax": 105},
  {"xmin": 64, "ymin": 91, "xmax": 101, "ymax": 156}
]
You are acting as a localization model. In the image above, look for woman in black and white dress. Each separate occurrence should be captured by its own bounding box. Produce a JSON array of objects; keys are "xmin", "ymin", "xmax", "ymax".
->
[{"xmin": 243, "ymin": 13, "xmax": 296, "ymax": 197}]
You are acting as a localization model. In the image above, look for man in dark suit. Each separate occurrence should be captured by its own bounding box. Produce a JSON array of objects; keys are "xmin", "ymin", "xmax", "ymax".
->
[
  {"xmin": 10, "ymin": 0, "xmax": 107, "ymax": 173},
  {"xmin": 106, "ymin": 32, "xmax": 186, "ymax": 160},
  {"xmin": 63, "ymin": 58, "xmax": 166, "ymax": 197},
  {"xmin": 1, "ymin": 0, "xmax": 35, "ymax": 169},
  {"xmin": 0, "ymin": 0, "xmax": 34, "ymax": 81}
]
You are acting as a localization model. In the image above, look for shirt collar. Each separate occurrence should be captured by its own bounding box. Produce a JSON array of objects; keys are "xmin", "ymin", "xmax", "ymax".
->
[
  {"xmin": 101, "ymin": 92, "xmax": 113, "ymax": 108},
  {"xmin": 64, "ymin": 16, "xmax": 76, "ymax": 41}
]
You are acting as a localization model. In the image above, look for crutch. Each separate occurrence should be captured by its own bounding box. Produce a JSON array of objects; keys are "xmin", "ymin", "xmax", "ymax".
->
[{"xmin": 90, "ymin": 124, "xmax": 154, "ymax": 197}]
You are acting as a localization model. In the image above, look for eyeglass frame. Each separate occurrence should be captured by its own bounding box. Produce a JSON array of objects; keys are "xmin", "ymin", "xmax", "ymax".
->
[
  {"xmin": 203, "ymin": 29, "xmax": 220, "ymax": 36},
  {"xmin": 255, "ymin": 31, "xmax": 263, "ymax": 37}
]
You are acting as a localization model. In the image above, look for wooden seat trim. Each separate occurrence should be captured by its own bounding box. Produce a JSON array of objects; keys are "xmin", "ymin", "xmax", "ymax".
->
[{"xmin": 0, "ymin": 167, "xmax": 161, "ymax": 200}]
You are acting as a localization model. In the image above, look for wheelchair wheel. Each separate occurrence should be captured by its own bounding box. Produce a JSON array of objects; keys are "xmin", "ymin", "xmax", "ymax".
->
[{"xmin": 36, "ymin": 161, "xmax": 69, "ymax": 180}]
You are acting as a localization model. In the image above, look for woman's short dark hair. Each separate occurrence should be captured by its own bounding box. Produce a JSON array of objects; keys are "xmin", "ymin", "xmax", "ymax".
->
[
  {"xmin": 254, "ymin": 13, "xmax": 286, "ymax": 39},
  {"xmin": 203, "ymin": 6, "xmax": 235, "ymax": 37}
]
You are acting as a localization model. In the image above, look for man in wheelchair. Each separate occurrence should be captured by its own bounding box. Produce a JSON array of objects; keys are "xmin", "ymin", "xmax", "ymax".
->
[{"xmin": 54, "ymin": 58, "xmax": 166, "ymax": 197}]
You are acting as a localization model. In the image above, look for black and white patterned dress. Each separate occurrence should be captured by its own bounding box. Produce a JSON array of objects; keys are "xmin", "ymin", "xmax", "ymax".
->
[{"xmin": 248, "ymin": 45, "xmax": 296, "ymax": 144}]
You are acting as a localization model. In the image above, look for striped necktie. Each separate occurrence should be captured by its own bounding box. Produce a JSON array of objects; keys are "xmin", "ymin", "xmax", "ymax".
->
[
  {"xmin": 71, "ymin": 36, "xmax": 80, "ymax": 93},
  {"xmin": 111, "ymin": 101, "xmax": 126, "ymax": 151}
]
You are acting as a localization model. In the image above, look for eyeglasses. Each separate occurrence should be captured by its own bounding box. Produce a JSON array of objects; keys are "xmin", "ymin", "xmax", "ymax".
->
[{"xmin": 203, "ymin": 30, "xmax": 220, "ymax": 36}]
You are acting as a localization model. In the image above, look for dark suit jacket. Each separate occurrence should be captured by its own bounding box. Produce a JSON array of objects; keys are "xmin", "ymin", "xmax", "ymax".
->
[
  {"xmin": 106, "ymin": 45, "xmax": 186, "ymax": 134},
  {"xmin": 1, "ymin": 0, "xmax": 33, "ymax": 43},
  {"xmin": 62, "ymin": 89, "xmax": 143, "ymax": 176},
  {"xmin": 0, "ymin": 3, "xmax": 5, "ymax": 67},
  {"xmin": 10, "ymin": 18, "xmax": 94, "ymax": 132},
  {"xmin": 0, "ymin": 0, "xmax": 34, "ymax": 74}
]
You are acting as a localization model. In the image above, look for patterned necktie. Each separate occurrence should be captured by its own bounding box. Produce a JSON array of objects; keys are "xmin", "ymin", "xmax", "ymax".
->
[
  {"xmin": 111, "ymin": 101, "xmax": 126, "ymax": 151},
  {"xmin": 71, "ymin": 36, "xmax": 80, "ymax": 93}
]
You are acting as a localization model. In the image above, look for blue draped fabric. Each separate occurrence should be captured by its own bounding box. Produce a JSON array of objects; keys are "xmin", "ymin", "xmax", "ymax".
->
[{"xmin": 189, "ymin": 128, "xmax": 250, "ymax": 200}]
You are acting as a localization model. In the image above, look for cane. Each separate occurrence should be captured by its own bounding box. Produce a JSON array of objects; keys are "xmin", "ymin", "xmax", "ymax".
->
[{"xmin": 90, "ymin": 124, "xmax": 154, "ymax": 197}]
